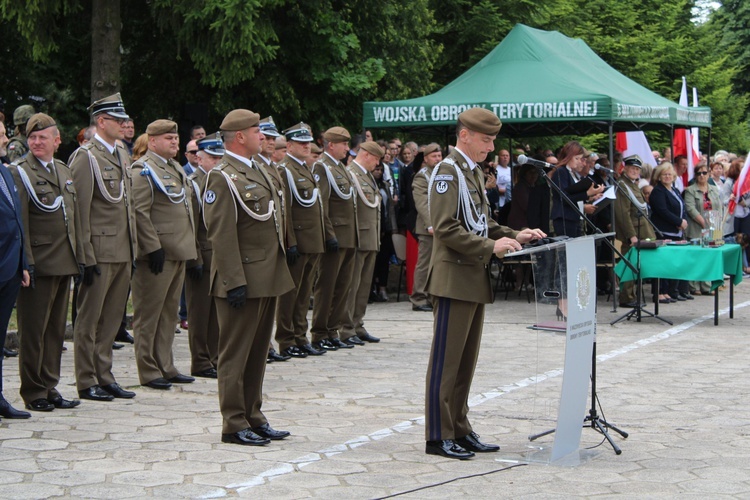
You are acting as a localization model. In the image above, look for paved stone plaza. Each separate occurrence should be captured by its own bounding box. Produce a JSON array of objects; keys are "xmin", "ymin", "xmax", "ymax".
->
[{"xmin": 1, "ymin": 282, "xmax": 750, "ymax": 498}]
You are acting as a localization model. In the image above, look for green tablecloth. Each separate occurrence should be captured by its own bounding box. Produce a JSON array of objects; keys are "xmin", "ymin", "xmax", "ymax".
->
[{"xmin": 614, "ymin": 243, "xmax": 744, "ymax": 290}]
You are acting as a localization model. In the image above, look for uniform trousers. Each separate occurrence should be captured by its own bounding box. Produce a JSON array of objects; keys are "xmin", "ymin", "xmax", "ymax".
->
[
  {"xmin": 425, "ymin": 296, "xmax": 484, "ymax": 441},
  {"xmin": 186, "ymin": 250, "xmax": 219, "ymax": 373},
  {"xmin": 0, "ymin": 273, "xmax": 22, "ymax": 394},
  {"xmin": 341, "ymin": 250, "xmax": 377, "ymax": 339},
  {"xmin": 133, "ymin": 260, "xmax": 184, "ymax": 384},
  {"xmin": 18, "ymin": 275, "xmax": 71, "ymax": 403},
  {"xmin": 409, "ymin": 234, "xmax": 433, "ymax": 307},
  {"xmin": 74, "ymin": 261, "xmax": 131, "ymax": 391},
  {"xmin": 617, "ymin": 242, "xmax": 644, "ymax": 305},
  {"xmin": 216, "ymin": 296, "xmax": 277, "ymax": 434},
  {"xmin": 310, "ymin": 247, "xmax": 356, "ymax": 342},
  {"xmin": 275, "ymin": 252, "xmax": 321, "ymax": 352}
]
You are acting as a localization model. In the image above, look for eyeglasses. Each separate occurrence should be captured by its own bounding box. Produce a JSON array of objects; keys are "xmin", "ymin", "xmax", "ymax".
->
[
  {"xmin": 695, "ymin": 171, "xmax": 708, "ymax": 176},
  {"xmin": 187, "ymin": 150, "xmax": 199, "ymax": 155},
  {"xmin": 102, "ymin": 117, "xmax": 126, "ymax": 125}
]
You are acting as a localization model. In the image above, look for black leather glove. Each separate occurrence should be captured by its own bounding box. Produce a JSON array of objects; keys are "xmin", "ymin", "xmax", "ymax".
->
[
  {"xmin": 186, "ymin": 265, "xmax": 203, "ymax": 281},
  {"xmin": 226, "ymin": 285, "xmax": 247, "ymax": 309},
  {"xmin": 28, "ymin": 265, "xmax": 35, "ymax": 289},
  {"xmin": 325, "ymin": 238, "xmax": 339, "ymax": 253},
  {"xmin": 74, "ymin": 264, "xmax": 85, "ymax": 286},
  {"xmin": 82, "ymin": 265, "xmax": 101, "ymax": 286},
  {"xmin": 286, "ymin": 246, "xmax": 300, "ymax": 266},
  {"xmin": 148, "ymin": 248, "xmax": 166, "ymax": 275}
]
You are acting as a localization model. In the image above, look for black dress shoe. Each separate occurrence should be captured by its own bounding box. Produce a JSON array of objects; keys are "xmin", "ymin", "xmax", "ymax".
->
[
  {"xmin": 342, "ymin": 336, "xmax": 364, "ymax": 346},
  {"xmin": 192, "ymin": 367, "xmax": 218, "ymax": 379},
  {"xmin": 3, "ymin": 347, "xmax": 18, "ymax": 357},
  {"xmin": 221, "ymin": 428, "xmax": 270, "ymax": 446},
  {"xmin": 0, "ymin": 398, "xmax": 31, "ymax": 419},
  {"xmin": 101, "ymin": 383, "xmax": 136, "ymax": 399},
  {"xmin": 412, "ymin": 304, "xmax": 433, "ymax": 312},
  {"xmin": 79, "ymin": 386, "xmax": 115, "ymax": 401},
  {"xmin": 300, "ymin": 343, "xmax": 326, "ymax": 356},
  {"xmin": 329, "ymin": 338, "xmax": 354, "ymax": 349},
  {"xmin": 281, "ymin": 346, "xmax": 308, "ymax": 358},
  {"xmin": 25, "ymin": 398, "xmax": 55, "ymax": 412},
  {"xmin": 680, "ymin": 293, "xmax": 694, "ymax": 300},
  {"xmin": 312, "ymin": 339, "xmax": 338, "ymax": 351},
  {"xmin": 252, "ymin": 422, "xmax": 291, "ymax": 440},
  {"xmin": 112, "ymin": 342, "xmax": 124, "ymax": 350},
  {"xmin": 115, "ymin": 330, "xmax": 135, "ymax": 344},
  {"xmin": 268, "ymin": 348, "xmax": 291, "ymax": 362},
  {"xmin": 48, "ymin": 396, "xmax": 81, "ymax": 409},
  {"xmin": 143, "ymin": 378, "xmax": 172, "ymax": 390},
  {"xmin": 425, "ymin": 440, "xmax": 475, "ymax": 460},
  {"xmin": 456, "ymin": 431, "xmax": 500, "ymax": 452},
  {"xmin": 358, "ymin": 333, "xmax": 380, "ymax": 343},
  {"xmin": 169, "ymin": 374, "xmax": 195, "ymax": 384},
  {"xmin": 674, "ymin": 295, "xmax": 687, "ymax": 301}
]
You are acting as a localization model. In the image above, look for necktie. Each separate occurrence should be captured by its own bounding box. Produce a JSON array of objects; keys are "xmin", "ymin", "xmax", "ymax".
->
[{"xmin": 0, "ymin": 172, "xmax": 14, "ymax": 208}]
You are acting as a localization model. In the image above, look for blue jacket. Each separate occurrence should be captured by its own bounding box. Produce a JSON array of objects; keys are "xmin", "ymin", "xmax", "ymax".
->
[
  {"xmin": 649, "ymin": 183, "xmax": 686, "ymax": 237},
  {"xmin": 0, "ymin": 163, "xmax": 27, "ymax": 282}
]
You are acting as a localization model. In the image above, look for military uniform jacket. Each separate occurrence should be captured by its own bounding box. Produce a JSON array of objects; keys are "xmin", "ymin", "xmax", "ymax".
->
[
  {"xmin": 277, "ymin": 154, "xmax": 328, "ymax": 254},
  {"xmin": 202, "ymin": 152, "xmax": 293, "ymax": 299},
  {"xmin": 347, "ymin": 161, "xmax": 380, "ymax": 252},
  {"xmin": 412, "ymin": 166, "xmax": 433, "ymax": 236},
  {"xmin": 254, "ymin": 154, "xmax": 292, "ymax": 247},
  {"xmin": 130, "ymin": 150, "xmax": 197, "ymax": 261},
  {"xmin": 187, "ymin": 167, "xmax": 212, "ymax": 267},
  {"xmin": 425, "ymin": 149, "xmax": 518, "ymax": 304},
  {"xmin": 9, "ymin": 155, "xmax": 83, "ymax": 277},
  {"xmin": 615, "ymin": 177, "xmax": 655, "ymax": 243},
  {"xmin": 68, "ymin": 137, "xmax": 136, "ymax": 265},
  {"xmin": 312, "ymin": 152, "xmax": 357, "ymax": 248}
]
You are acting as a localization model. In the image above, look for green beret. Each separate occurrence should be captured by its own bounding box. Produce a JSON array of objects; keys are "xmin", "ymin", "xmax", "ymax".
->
[
  {"xmin": 323, "ymin": 126, "xmax": 351, "ymax": 143},
  {"xmin": 623, "ymin": 155, "xmax": 643, "ymax": 168},
  {"xmin": 358, "ymin": 141, "xmax": 384, "ymax": 159},
  {"xmin": 26, "ymin": 113, "xmax": 56, "ymax": 135},
  {"xmin": 423, "ymin": 143, "xmax": 441, "ymax": 156},
  {"xmin": 458, "ymin": 108, "xmax": 501, "ymax": 135},
  {"xmin": 146, "ymin": 119, "xmax": 178, "ymax": 136},
  {"xmin": 220, "ymin": 109, "xmax": 260, "ymax": 132}
]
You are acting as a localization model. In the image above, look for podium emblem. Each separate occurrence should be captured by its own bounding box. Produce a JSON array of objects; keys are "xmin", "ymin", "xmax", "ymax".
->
[{"xmin": 576, "ymin": 267, "xmax": 591, "ymax": 311}]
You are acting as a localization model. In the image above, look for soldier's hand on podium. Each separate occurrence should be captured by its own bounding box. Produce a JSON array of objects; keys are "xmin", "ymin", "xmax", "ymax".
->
[
  {"xmin": 493, "ymin": 237, "xmax": 522, "ymax": 257},
  {"xmin": 83, "ymin": 265, "xmax": 101, "ymax": 286},
  {"xmin": 227, "ymin": 285, "xmax": 247, "ymax": 309},
  {"xmin": 515, "ymin": 228, "xmax": 547, "ymax": 244},
  {"xmin": 286, "ymin": 246, "xmax": 300, "ymax": 266},
  {"xmin": 325, "ymin": 238, "xmax": 339, "ymax": 253},
  {"xmin": 148, "ymin": 248, "xmax": 166, "ymax": 275}
]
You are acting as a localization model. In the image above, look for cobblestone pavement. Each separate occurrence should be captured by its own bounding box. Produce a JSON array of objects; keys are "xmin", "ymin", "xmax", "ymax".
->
[{"xmin": 1, "ymin": 282, "xmax": 749, "ymax": 498}]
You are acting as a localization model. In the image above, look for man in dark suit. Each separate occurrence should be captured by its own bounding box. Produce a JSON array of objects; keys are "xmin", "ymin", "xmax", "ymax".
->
[{"xmin": 0, "ymin": 120, "xmax": 31, "ymax": 420}]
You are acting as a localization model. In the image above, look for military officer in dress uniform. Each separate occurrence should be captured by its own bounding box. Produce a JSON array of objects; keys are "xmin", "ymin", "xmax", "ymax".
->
[
  {"xmin": 339, "ymin": 141, "xmax": 385, "ymax": 345},
  {"xmin": 9, "ymin": 113, "xmax": 85, "ymax": 412},
  {"xmin": 254, "ymin": 117, "xmax": 292, "ymax": 363},
  {"xmin": 274, "ymin": 123, "xmax": 333, "ymax": 358},
  {"xmin": 615, "ymin": 155, "xmax": 655, "ymax": 307},
  {"xmin": 7, "ymin": 105, "xmax": 34, "ymax": 163},
  {"xmin": 310, "ymin": 127, "xmax": 358, "ymax": 351},
  {"xmin": 130, "ymin": 119, "xmax": 197, "ymax": 390},
  {"xmin": 424, "ymin": 108, "xmax": 545, "ymax": 459},
  {"xmin": 184, "ymin": 134, "xmax": 224, "ymax": 379},
  {"xmin": 68, "ymin": 93, "xmax": 138, "ymax": 402},
  {"xmin": 202, "ymin": 109, "xmax": 294, "ymax": 446},
  {"xmin": 410, "ymin": 143, "xmax": 443, "ymax": 312}
]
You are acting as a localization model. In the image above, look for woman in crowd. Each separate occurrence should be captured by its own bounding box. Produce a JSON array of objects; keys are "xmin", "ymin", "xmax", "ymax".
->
[
  {"xmin": 549, "ymin": 141, "xmax": 604, "ymax": 237},
  {"xmin": 370, "ymin": 162, "xmax": 397, "ymax": 303},
  {"xmin": 684, "ymin": 164, "xmax": 723, "ymax": 294},
  {"xmin": 708, "ymin": 161, "xmax": 725, "ymax": 189},
  {"xmin": 132, "ymin": 133, "xmax": 149, "ymax": 161},
  {"xmin": 649, "ymin": 162, "xmax": 691, "ymax": 302}
]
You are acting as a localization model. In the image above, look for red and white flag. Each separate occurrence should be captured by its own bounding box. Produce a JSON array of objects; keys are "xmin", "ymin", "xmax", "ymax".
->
[
  {"xmin": 616, "ymin": 130, "xmax": 654, "ymax": 173},
  {"xmin": 673, "ymin": 77, "xmax": 701, "ymax": 184},
  {"xmin": 728, "ymin": 155, "xmax": 750, "ymax": 215}
]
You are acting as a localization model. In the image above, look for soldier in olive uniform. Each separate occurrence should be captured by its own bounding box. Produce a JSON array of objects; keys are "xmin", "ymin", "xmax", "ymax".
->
[
  {"xmin": 131, "ymin": 120, "xmax": 197, "ymax": 389},
  {"xmin": 254, "ymin": 117, "xmax": 292, "ymax": 363},
  {"xmin": 202, "ymin": 109, "xmax": 294, "ymax": 446},
  {"xmin": 339, "ymin": 141, "xmax": 385, "ymax": 345},
  {"xmin": 9, "ymin": 113, "xmax": 85, "ymax": 411},
  {"xmin": 310, "ymin": 127, "xmax": 358, "ymax": 351},
  {"xmin": 424, "ymin": 108, "xmax": 545, "ymax": 459},
  {"xmin": 68, "ymin": 93, "xmax": 138, "ymax": 402},
  {"xmin": 410, "ymin": 143, "xmax": 443, "ymax": 312},
  {"xmin": 615, "ymin": 155, "xmax": 655, "ymax": 307},
  {"xmin": 7, "ymin": 105, "xmax": 35, "ymax": 163},
  {"xmin": 274, "ymin": 123, "xmax": 334, "ymax": 358},
  {"xmin": 184, "ymin": 134, "xmax": 224, "ymax": 379}
]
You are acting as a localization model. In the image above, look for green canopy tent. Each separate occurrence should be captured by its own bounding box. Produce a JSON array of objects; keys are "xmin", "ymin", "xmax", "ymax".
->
[{"xmin": 362, "ymin": 24, "xmax": 711, "ymax": 137}]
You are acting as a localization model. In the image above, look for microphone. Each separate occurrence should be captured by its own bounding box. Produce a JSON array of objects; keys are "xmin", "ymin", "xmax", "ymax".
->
[
  {"xmin": 595, "ymin": 163, "xmax": 615, "ymax": 175},
  {"xmin": 516, "ymin": 154, "xmax": 555, "ymax": 170}
]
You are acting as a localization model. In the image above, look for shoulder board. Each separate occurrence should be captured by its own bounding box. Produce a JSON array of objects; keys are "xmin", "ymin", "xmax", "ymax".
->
[
  {"xmin": 187, "ymin": 172, "xmax": 198, "ymax": 181},
  {"xmin": 54, "ymin": 159, "xmax": 69, "ymax": 169},
  {"xmin": 81, "ymin": 142, "xmax": 95, "ymax": 151},
  {"xmin": 417, "ymin": 167, "xmax": 428, "ymax": 175},
  {"xmin": 441, "ymin": 157, "xmax": 458, "ymax": 167},
  {"xmin": 130, "ymin": 160, "xmax": 145, "ymax": 170}
]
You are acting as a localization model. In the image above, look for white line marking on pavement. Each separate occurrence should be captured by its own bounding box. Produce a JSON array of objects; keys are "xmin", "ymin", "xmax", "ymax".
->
[{"xmin": 218, "ymin": 301, "xmax": 750, "ymax": 495}]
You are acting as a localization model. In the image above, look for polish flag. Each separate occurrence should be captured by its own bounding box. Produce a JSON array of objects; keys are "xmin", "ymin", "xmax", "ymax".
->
[
  {"xmin": 615, "ymin": 130, "xmax": 654, "ymax": 173},
  {"xmin": 673, "ymin": 77, "xmax": 701, "ymax": 185},
  {"xmin": 728, "ymin": 155, "xmax": 750, "ymax": 215}
]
